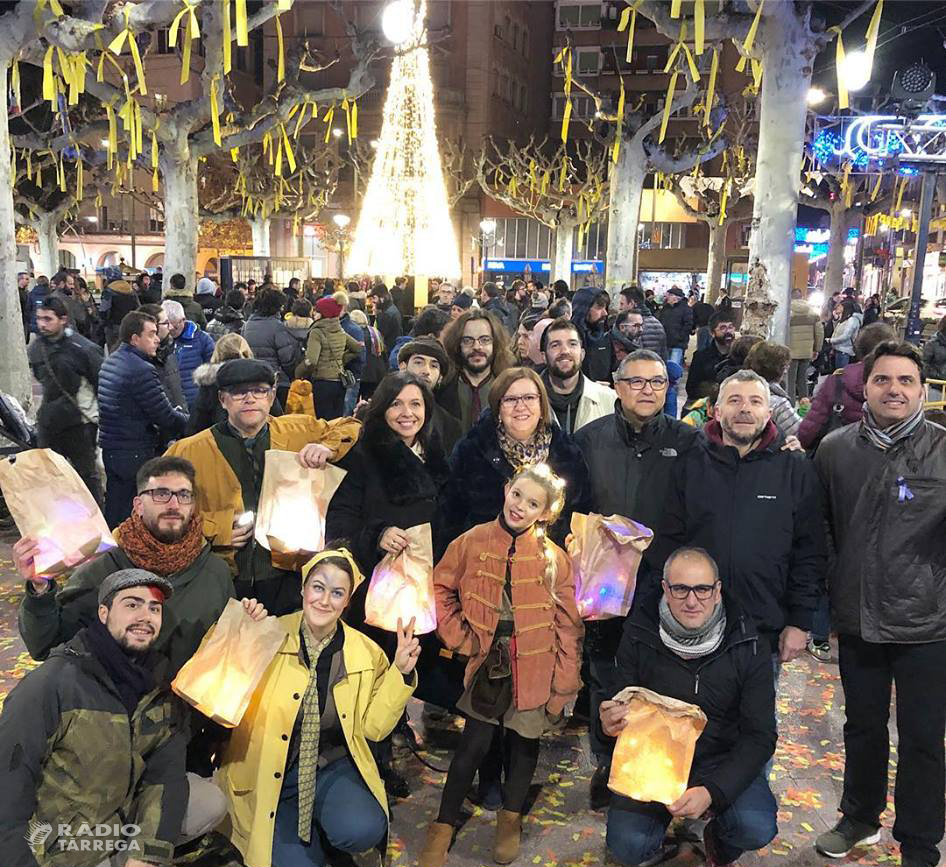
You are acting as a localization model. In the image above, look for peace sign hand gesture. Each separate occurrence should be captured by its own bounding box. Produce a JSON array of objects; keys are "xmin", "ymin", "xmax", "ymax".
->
[{"xmin": 393, "ymin": 617, "xmax": 421, "ymax": 677}]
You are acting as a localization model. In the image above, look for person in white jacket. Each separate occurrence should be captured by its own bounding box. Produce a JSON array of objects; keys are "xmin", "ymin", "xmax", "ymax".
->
[{"xmin": 828, "ymin": 301, "xmax": 863, "ymax": 368}]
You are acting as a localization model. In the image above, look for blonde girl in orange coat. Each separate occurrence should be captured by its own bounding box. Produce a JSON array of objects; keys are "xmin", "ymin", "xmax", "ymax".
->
[{"xmin": 420, "ymin": 463, "xmax": 584, "ymax": 867}]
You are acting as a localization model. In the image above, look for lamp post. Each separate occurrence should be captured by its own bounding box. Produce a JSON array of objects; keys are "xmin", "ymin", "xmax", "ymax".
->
[
  {"xmin": 479, "ymin": 218, "xmax": 496, "ymax": 286},
  {"xmin": 332, "ymin": 213, "xmax": 351, "ymax": 279}
]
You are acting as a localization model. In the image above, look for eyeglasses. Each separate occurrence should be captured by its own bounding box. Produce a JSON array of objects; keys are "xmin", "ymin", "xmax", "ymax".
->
[
  {"xmin": 617, "ymin": 376, "xmax": 669, "ymax": 391},
  {"xmin": 501, "ymin": 393, "xmax": 541, "ymax": 408},
  {"xmin": 156, "ymin": 320, "xmax": 170, "ymax": 328},
  {"xmin": 140, "ymin": 488, "xmax": 194, "ymax": 505},
  {"xmin": 665, "ymin": 582, "xmax": 718, "ymax": 601},
  {"xmin": 224, "ymin": 386, "xmax": 274, "ymax": 400},
  {"xmin": 460, "ymin": 335, "xmax": 494, "ymax": 348}
]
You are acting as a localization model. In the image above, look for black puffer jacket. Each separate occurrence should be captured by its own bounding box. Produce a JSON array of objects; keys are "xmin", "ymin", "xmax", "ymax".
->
[
  {"xmin": 653, "ymin": 420, "xmax": 826, "ymax": 642},
  {"xmin": 815, "ymin": 418, "xmax": 946, "ymax": 643},
  {"xmin": 27, "ymin": 330, "xmax": 103, "ymax": 433},
  {"xmin": 608, "ymin": 586, "xmax": 776, "ymax": 811},
  {"xmin": 206, "ymin": 305, "xmax": 245, "ymax": 339},
  {"xmin": 922, "ymin": 331, "xmax": 946, "ymax": 380},
  {"xmin": 242, "ymin": 314, "xmax": 300, "ymax": 388},
  {"xmin": 438, "ymin": 410, "xmax": 593, "ymax": 552},
  {"xmin": 659, "ymin": 300, "xmax": 694, "ymax": 349},
  {"xmin": 97, "ymin": 343, "xmax": 188, "ymax": 451},
  {"xmin": 154, "ymin": 336, "xmax": 187, "ymax": 411}
]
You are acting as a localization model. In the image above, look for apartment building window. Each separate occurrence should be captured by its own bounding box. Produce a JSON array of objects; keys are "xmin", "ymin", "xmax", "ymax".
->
[
  {"xmin": 149, "ymin": 208, "xmax": 164, "ymax": 232},
  {"xmin": 557, "ymin": 2, "xmax": 602, "ymax": 30},
  {"xmin": 638, "ymin": 221, "xmax": 686, "ymax": 249},
  {"xmin": 155, "ymin": 29, "xmax": 172, "ymax": 55},
  {"xmin": 575, "ymin": 47, "xmax": 601, "ymax": 76},
  {"xmin": 522, "ymin": 30, "xmax": 530, "ymax": 58},
  {"xmin": 552, "ymin": 93, "xmax": 596, "ymax": 119},
  {"xmin": 574, "ymin": 220, "xmax": 607, "ymax": 260},
  {"xmin": 489, "ymin": 218, "xmax": 553, "ymax": 261},
  {"xmin": 512, "ymin": 22, "xmax": 520, "ymax": 51}
]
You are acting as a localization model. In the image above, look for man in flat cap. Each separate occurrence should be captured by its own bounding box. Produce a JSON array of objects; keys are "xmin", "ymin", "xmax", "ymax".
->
[
  {"xmin": 397, "ymin": 337, "xmax": 462, "ymax": 452},
  {"xmin": 166, "ymin": 358, "xmax": 360, "ymax": 615},
  {"xmin": 0, "ymin": 569, "xmax": 227, "ymax": 867}
]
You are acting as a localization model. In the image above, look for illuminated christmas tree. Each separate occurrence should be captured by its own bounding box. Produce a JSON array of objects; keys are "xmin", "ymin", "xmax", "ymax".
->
[{"xmin": 347, "ymin": 0, "xmax": 461, "ymax": 279}]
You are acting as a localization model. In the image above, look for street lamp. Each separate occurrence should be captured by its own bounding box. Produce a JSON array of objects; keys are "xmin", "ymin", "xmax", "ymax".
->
[
  {"xmin": 841, "ymin": 50, "xmax": 871, "ymax": 92},
  {"xmin": 328, "ymin": 214, "xmax": 352, "ymax": 278},
  {"xmin": 333, "ymin": 213, "xmax": 351, "ymax": 230},
  {"xmin": 381, "ymin": 0, "xmax": 415, "ymax": 45},
  {"xmin": 806, "ymin": 87, "xmax": 827, "ymax": 106},
  {"xmin": 478, "ymin": 219, "xmax": 497, "ymax": 285},
  {"xmin": 479, "ymin": 218, "xmax": 497, "ymax": 234}
]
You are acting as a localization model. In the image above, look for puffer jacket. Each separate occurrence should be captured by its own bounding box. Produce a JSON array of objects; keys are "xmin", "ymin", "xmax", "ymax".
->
[
  {"xmin": 768, "ymin": 381, "xmax": 802, "ymax": 438},
  {"xmin": 789, "ymin": 299, "xmax": 824, "ymax": 360},
  {"xmin": 483, "ymin": 296, "xmax": 518, "ymax": 334},
  {"xmin": 98, "ymin": 343, "xmax": 188, "ymax": 451},
  {"xmin": 815, "ymin": 418, "xmax": 946, "ymax": 643},
  {"xmin": 154, "ymin": 337, "xmax": 187, "ymax": 411},
  {"xmin": 828, "ymin": 312, "xmax": 863, "ymax": 356},
  {"xmin": 434, "ymin": 518, "xmax": 584, "ymax": 714},
  {"xmin": 303, "ymin": 316, "xmax": 362, "ymax": 382},
  {"xmin": 922, "ymin": 331, "xmax": 946, "ymax": 381},
  {"xmin": 659, "ymin": 300, "xmax": 694, "ymax": 349},
  {"xmin": 797, "ymin": 363, "xmax": 866, "ymax": 449},
  {"xmin": 638, "ymin": 311, "xmax": 668, "ymax": 359},
  {"xmin": 27, "ymin": 330, "xmax": 103, "ymax": 433},
  {"xmin": 0, "ymin": 630, "xmax": 188, "ymax": 867},
  {"xmin": 206, "ymin": 305, "xmax": 245, "ymax": 339},
  {"xmin": 173, "ymin": 321, "xmax": 216, "ymax": 408},
  {"xmin": 242, "ymin": 314, "xmax": 301, "ymax": 388}
]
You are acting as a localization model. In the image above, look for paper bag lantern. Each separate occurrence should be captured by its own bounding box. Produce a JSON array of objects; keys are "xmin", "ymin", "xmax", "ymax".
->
[
  {"xmin": 254, "ymin": 450, "xmax": 346, "ymax": 569},
  {"xmin": 286, "ymin": 380, "xmax": 316, "ymax": 416},
  {"xmin": 172, "ymin": 598, "xmax": 287, "ymax": 727},
  {"xmin": 0, "ymin": 449, "xmax": 116, "ymax": 577},
  {"xmin": 364, "ymin": 523, "xmax": 437, "ymax": 634},
  {"xmin": 608, "ymin": 686, "xmax": 707, "ymax": 805},
  {"xmin": 568, "ymin": 512, "xmax": 653, "ymax": 620}
]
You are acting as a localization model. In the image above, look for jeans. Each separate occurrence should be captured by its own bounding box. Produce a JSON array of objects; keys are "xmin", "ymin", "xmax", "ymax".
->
[
  {"xmin": 312, "ymin": 380, "xmax": 346, "ymax": 420},
  {"xmin": 607, "ymin": 772, "xmax": 777, "ymax": 866},
  {"xmin": 668, "ymin": 347, "xmax": 685, "ymax": 366},
  {"xmin": 837, "ymin": 635, "xmax": 946, "ymax": 866},
  {"xmin": 811, "ymin": 593, "xmax": 831, "ymax": 644},
  {"xmin": 585, "ymin": 618, "xmax": 625, "ymax": 761},
  {"xmin": 38, "ymin": 422, "xmax": 102, "ymax": 506},
  {"xmin": 103, "ymin": 447, "xmax": 156, "ymax": 529},
  {"xmin": 696, "ymin": 327, "xmax": 712, "ymax": 352},
  {"xmin": 786, "ymin": 358, "xmax": 810, "ymax": 402},
  {"xmin": 835, "ymin": 351, "xmax": 852, "ymax": 368},
  {"xmin": 344, "ymin": 381, "xmax": 360, "ymax": 415},
  {"xmin": 272, "ymin": 758, "xmax": 387, "ymax": 867}
]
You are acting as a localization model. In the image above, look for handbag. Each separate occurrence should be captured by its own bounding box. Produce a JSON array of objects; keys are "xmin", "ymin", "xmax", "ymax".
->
[
  {"xmin": 808, "ymin": 371, "xmax": 847, "ymax": 455},
  {"xmin": 317, "ymin": 328, "xmax": 357, "ymax": 389}
]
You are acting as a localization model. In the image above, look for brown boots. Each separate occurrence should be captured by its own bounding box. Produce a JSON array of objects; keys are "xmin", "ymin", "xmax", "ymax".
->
[
  {"xmin": 493, "ymin": 810, "xmax": 523, "ymax": 864},
  {"xmin": 419, "ymin": 821, "xmax": 453, "ymax": 867}
]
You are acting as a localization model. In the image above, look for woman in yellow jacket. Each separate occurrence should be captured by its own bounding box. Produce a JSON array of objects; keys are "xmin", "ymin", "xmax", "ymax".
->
[{"xmin": 217, "ymin": 548, "xmax": 420, "ymax": 867}]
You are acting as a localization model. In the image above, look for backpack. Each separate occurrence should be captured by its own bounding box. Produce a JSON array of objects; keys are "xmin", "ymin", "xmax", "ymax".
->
[{"xmin": 807, "ymin": 371, "xmax": 848, "ymax": 456}]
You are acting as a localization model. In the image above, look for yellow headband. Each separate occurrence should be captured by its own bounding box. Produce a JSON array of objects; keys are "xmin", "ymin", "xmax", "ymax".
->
[{"xmin": 301, "ymin": 547, "xmax": 365, "ymax": 593}]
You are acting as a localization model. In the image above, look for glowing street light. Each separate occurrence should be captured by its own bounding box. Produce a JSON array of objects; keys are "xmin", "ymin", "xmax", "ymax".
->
[
  {"xmin": 331, "ymin": 127, "xmax": 343, "ymax": 139},
  {"xmin": 806, "ymin": 87, "xmax": 827, "ymax": 106},
  {"xmin": 841, "ymin": 50, "xmax": 871, "ymax": 92},
  {"xmin": 900, "ymin": 208, "xmax": 912, "ymax": 218},
  {"xmin": 381, "ymin": 0, "xmax": 415, "ymax": 45},
  {"xmin": 479, "ymin": 218, "xmax": 497, "ymax": 234},
  {"xmin": 333, "ymin": 213, "xmax": 351, "ymax": 229}
]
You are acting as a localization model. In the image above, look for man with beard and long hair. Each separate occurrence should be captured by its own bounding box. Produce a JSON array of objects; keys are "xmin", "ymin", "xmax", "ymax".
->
[
  {"xmin": 540, "ymin": 318, "xmax": 615, "ymax": 435},
  {"xmin": 653, "ymin": 370, "xmax": 826, "ymax": 666},
  {"xmin": 0, "ymin": 568, "xmax": 230, "ymax": 867},
  {"xmin": 14, "ymin": 456, "xmax": 242, "ymax": 675},
  {"xmin": 685, "ymin": 312, "xmax": 736, "ymax": 406},
  {"xmin": 438, "ymin": 309, "xmax": 515, "ymax": 434}
]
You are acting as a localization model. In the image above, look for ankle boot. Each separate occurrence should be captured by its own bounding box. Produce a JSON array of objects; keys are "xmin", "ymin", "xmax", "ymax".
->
[
  {"xmin": 419, "ymin": 821, "xmax": 453, "ymax": 867},
  {"xmin": 493, "ymin": 810, "xmax": 522, "ymax": 864}
]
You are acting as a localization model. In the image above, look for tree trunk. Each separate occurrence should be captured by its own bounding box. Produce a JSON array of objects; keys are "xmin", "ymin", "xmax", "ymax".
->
[
  {"xmin": 604, "ymin": 141, "xmax": 647, "ymax": 292},
  {"xmin": 706, "ymin": 220, "xmax": 727, "ymax": 303},
  {"xmin": 553, "ymin": 223, "xmax": 573, "ymax": 285},
  {"xmin": 0, "ymin": 59, "xmax": 31, "ymax": 407},
  {"xmin": 250, "ymin": 216, "xmax": 271, "ymax": 256},
  {"xmin": 33, "ymin": 212, "xmax": 59, "ymax": 278},
  {"xmin": 823, "ymin": 202, "xmax": 848, "ymax": 297},
  {"xmin": 161, "ymin": 148, "xmax": 199, "ymax": 284},
  {"xmin": 746, "ymin": 6, "xmax": 813, "ymax": 341}
]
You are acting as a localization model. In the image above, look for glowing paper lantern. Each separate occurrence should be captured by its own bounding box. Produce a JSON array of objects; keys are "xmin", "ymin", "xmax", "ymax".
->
[
  {"xmin": 254, "ymin": 450, "xmax": 347, "ymax": 570},
  {"xmin": 172, "ymin": 598, "xmax": 286, "ymax": 727},
  {"xmin": 608, "ymin": 686, "xmax": 707, "ymax": 805},
  {"xmin": 364, "ymin": 523, "xmax": 436, "ymax": 634},
  {"xmin": 0, "ymin": 449, "xmax": 116, "ymax": 577},
  {"xmin": 568, "ymin": 513, "xmax": 653, "ymax": 620}
]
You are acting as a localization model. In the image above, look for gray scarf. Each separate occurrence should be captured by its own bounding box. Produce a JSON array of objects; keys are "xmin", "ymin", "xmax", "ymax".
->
[
  {"xmin": 860, "ymin": 403, "xmax": 924, "ymax": 451},
  {"xmin": 658, "ymin": 595, "xmax": 727, "ymax": 659}
]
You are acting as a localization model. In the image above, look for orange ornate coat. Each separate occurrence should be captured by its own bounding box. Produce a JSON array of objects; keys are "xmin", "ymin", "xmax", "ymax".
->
[{"xmin": 434, "ymin": 519, "xmax": 584, "ymax": 715}]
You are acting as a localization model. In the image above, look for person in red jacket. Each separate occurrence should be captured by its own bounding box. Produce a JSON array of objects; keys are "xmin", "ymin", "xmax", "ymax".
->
[{"xmin": 421, "ymin": 464, "xmax": 584, "ymax": 867}]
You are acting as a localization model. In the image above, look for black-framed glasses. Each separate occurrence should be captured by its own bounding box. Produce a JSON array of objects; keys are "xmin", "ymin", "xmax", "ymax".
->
[
  {"xmin": 665, "ymin": 582, "xmax": 718, "ymax": 601},
  {"xmin": 460, "ymin": 335, "xmax": 493, "ymax": 348},
  {"xmin": 501, "ymin": 394, "xmax": 541, "ymax": 408},
  {"xmin": 617, "ymin": 376, "xmax": 669, "ymax": 391},
  {"xmin": 140, "ymin": 488, "xmax": 194, "ymax": 505},
  {"xmin": 223, "ymin": 385, "xmax": 274, "ymax": 400}
]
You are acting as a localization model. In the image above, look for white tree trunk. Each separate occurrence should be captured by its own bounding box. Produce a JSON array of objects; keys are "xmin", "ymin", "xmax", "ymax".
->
[
  {"xmin": 161, "ymin": 149, "xmax": 199, "ymax": 284},
  {"xmin": 553, "ymin": 223, "xmax": 573, "ymax": 285},
  {"xmin": 33, "ymin": 213, "xmax": 60, "ymax": 278},
  {"xmin": 746, "ymin": 6, "xmax": 813, "ymax": 342},
  {"xmin": 250, "ymin": 216, "xmax": 271, "ymax": 256},
  {"xmin": 0, "ymin": 59, "xmax": 31, "ymax": 407},
  {"xmin": 706, "ymin": 220, "xmax": 727, "ymax": 303},
  {"xmin": 604, "ymin": 142, "xmax": 647, "ymax": 292},
  {"xmin": 823, "ymin": 202, "xmax": 848, "ymax": 296}
]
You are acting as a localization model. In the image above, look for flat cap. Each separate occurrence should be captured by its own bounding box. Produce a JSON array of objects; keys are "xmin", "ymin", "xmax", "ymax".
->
[
  {"xmin": 98, "ymin": 568, "xmax": 174, "ymax": 606},
  {"xmin": 397, "ymin": 337, "xmax": 450, "ymax": 373},
  {"xmin": 217, "ymin": 358, "xmax": 276, "ymax": 389}
]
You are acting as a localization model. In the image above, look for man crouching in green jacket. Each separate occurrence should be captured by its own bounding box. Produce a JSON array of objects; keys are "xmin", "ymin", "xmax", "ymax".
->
[{"xmin": 0, "ymin": 568, "xmax": 226, "ymax": 867}]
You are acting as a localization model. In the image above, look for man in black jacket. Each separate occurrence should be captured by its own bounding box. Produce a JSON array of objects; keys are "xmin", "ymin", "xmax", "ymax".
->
[
  {"xmin": 575, "ymin": 349, "xmax": 699, "ymax": 808},
  {"xmin": 653, "ymin": 370, "xmax": 825, "ymax": 661},
  {"xmin": 480, "ymin": 281, "xmax": 518, "ymax": 334},
  {"xmin": 620, "ymin": 287, "xmax": 668, "ymax": 359},
  {"xmin": 369, "ymin": 284, "xmax": 403, "ymax": 352},
  {"xmin": 658, "ymin": 287, "xmax": 694, "ymax": 366},
  {"xmin": 686, "ymin": 312, "xmax": 736, "ymax": 405},
  {"xmin": 813, "ymin": 342, "xmax": 946, "ymax": 867},
  {"xmin": 603, "ymin": 548, "xmax": 777, "ymax": 867},
  {"xmin": 397, "ymin": 338, "xmax": 462, "ymax": 453},
  {"xmin": 28, "ymin": 297, "xmax": 104, "ymax": 503}
]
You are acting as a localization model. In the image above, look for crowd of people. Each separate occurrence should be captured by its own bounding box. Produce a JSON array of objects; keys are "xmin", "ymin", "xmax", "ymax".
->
[{"xmin": 2, "ymin": 268, "xmax": 944, "ymax": 867}]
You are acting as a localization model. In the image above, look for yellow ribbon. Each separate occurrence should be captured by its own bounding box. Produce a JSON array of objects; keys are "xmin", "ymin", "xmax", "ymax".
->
[
  {"xmin": 612, "ymin": 76, "xmax": 625, "ymax": 163},
  {"xmin": 275, "ymin": 13, "xmax": 285, "ymax": 83},
  {"xmin": 10, "ymin": 58, "xmax": 20, "ymax": 110},
  {"xmin": 832, "ymin": 27, "xmax": 848, "ymax": 110},
  {"xmin": 704, "ymin": 48, "xmax": 719, "ymax": 127},
  {"xmin": 736, "ymin": 0, "xmax": 764, "ymax": 73},
  {"xmin": 41, "ymin": 46, "xmax": 57, "ymax": 105},
  {"xmin": 169, "ymin": 1, "xmax": 200, "ymax": 85},
  {"xmin": 617, "ymin": 4, "xmax": 637, "ymax": 63},
  {"xmin": 869, "ymin": 173, "xmax": 882, "ymax": 202},
  {"xmin": 864, "ymin": 0, "xmax": 883, "ymax": 70},
  {"xmin": 561, "ymin": 98, "xmax": 572, "ymax": 143},
  {"xmin": 670, "ymin": 0, "xmax": 681, "ymax": 18},
  {"xmin": 58, "ymin": 153, "xmax": 66, "ymax": 192},
  {"xmin": 281, "ymin": 124, "xmax": 296, "ymax": 173},
  {"xmin": 718, "ymin": 179, "xmax": 731, "ymax": 225},
  {"xmin": 105, "ymin": 103, "xmax": 117, "ymax": 168},
  {"xmin": 658, "ymin": 71, "xmax": 679, "ymax": 144},
  {"xmin": 108, "ymin": 6, "xmax": 147, "ymax": 95},
  {"xmin": 342, "ymin": 97, "xmax": 356, "ymax": 143},
  {"xmin": 323, "ymin": 103, "xmax": 335, "ymax": 143},
  {"xmin": 751, "ymin": 58, "xmax": 762, "ymax": 91},
  {"xmin": 694, "ymin": 0, "xmax": 705, "ymax": 54},
  {"xmin": 222, "ymin": 0, "xmax": 232, "ymax": 74},
  {"xmin": 235, "ymin": 0, "xmax": 248, "ymax": 46},
  {"xmin": 894, "ymin": 177, "xmax": 906, "ymax": 213},
  {"xmin": 210, "ymin": 76, "xmax": 222, "ymax": 146},
  {"xmin": 558, "ymin": 156, "xmax": 569, "ymax": 191},
  {"xmin": 76, "ymin": 156, "xmax": 83, "ymax": 201},
  {"xmin": 151, "ymin": 129, "xmax": 160, "ymax": 191}
]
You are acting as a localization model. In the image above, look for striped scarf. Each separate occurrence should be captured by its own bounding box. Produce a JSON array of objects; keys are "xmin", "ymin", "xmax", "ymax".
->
[
  {"xmin": 296, "ymin": 622, "xmax": 338, "ymax": 842},
  {"xmin": 861, "ymin": 403, "xmax": 925, "ymax": 451}
]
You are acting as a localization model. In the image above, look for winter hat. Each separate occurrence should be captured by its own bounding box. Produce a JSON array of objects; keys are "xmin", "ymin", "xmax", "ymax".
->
[
  {"xmin": 667, "ymin": 286, "xmax": 686, "ymax": 299},
  {"xmin": 397, "ymin": 337, "xmax": 450, "ymax": 373},
  {"xmin": 315, "ymin": 297, "xmax": 343, "ymax": 319},
  {"xmin": 217, "ymin": 358, "xmax": 277, "ymax": 390},
  {"xmin": 451, "ymin": 293, "xmax": 473, "ymax": 311}
]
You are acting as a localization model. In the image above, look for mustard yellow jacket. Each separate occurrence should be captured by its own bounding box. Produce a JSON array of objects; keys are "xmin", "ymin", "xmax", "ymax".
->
[{"xmin": 217, "ymin": 614, "xmax": 415, "ymax": 867}]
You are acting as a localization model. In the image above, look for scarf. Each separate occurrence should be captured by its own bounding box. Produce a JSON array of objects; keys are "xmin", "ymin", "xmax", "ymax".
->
[
  {"xmin": 860, "ymin": 403, "xmax": 925, "ymax": 451},
  {"xmin": 497, "ymin": 422, "xmax": 552, "ymax": 471},
  {"xmin": 658, "ymin": 595, "xmax": 727, "ymax": 660},
  {"xmin": 83, "ymin": 618, "xmax": 155, "ymax": 716},
  {"xmin": 297, "ymin": 621, "xmax": 340, "ymax": 842},
  {"xmin": 117, "ymin": 510, "xmax": 206, "ymax": 576},
  {"xmin": 543, "ymin": 371, "xmax": 584, "ymax": 435}
]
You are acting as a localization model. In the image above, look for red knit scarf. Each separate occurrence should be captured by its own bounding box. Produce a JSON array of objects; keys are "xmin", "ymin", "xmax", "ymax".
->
[{"xmin": 116, "ymin": 510, "xmax": 206, "ymax": 576}]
